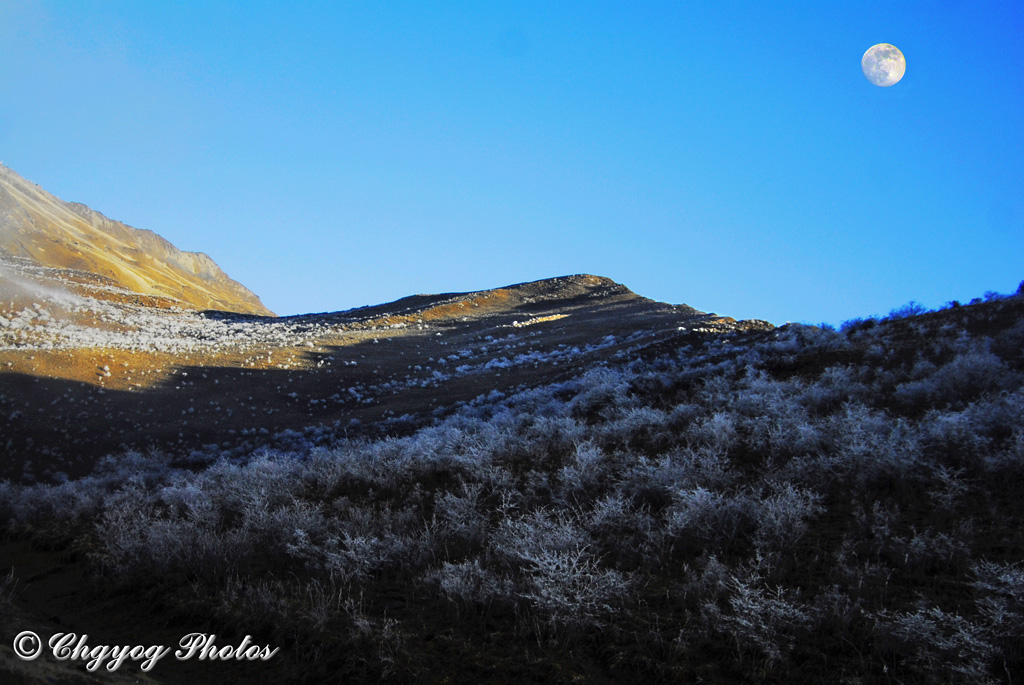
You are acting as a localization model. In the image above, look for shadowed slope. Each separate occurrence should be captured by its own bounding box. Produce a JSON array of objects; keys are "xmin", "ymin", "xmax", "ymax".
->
[{"xmin": 0, "ymin": 266, "xmax": 772, "ymax": 481}]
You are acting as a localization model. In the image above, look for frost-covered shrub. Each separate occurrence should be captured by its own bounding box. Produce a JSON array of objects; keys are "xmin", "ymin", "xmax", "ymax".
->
[
  {"xmin": 765, "ymin": 327, "xmax": 805, "ymax": 355},
  {"xmin": 743, "ymin": 409, "xmax": 825, "ymax": 464},
  {"xmin": 0, "ymin": 476, "xmax": 107, "ymax": 533},
  {"xmin": 826, "ymin": 404, "xmax": 921, "ymax": 487},
  {"xmin": 895, "ymin": 345, "xmax": 1017, "ymax": 410},
  {"xmin": 430, "ymin": 558, "xmax": 513, "ymax": 607},
  {"xmin": 809, "ymin": 584, "xmax": 861, "ymax": 635},
  {"xmin": 567, "ymin": 366, "xmax": 635, "ymax": 420},
  {"xmin": 982, "ymin": 428, "xmax": 1024, "ymax": 475},
  {"xmin": 216, "ymin": 575, "xmax": 292, "ymax": 634},
  {"xmin": 926, "ymin": 464, "xmax": 969, "ymax": 508},
  {"xmin": 283, "ymin": 505, "xmax": 432, "ymax": 582},
  {"xmin": 517, "ymin": 545, "xmax": 632, "ymax": 630},
  {"xmin": 489, "ymin": 414, "xmax": 586, "ymax": 472},
  {"xmin": 732, "ymin": 370, "xmax": 799, "ymax": 417},
  {"xmin": 896, "ymin": 526, "xmax": 971, "ymax": 573},
  {"xmin": 701, "ymin": 568, "xmax": 813, "ymax": 663},
  {"xmin": 752, "ymin": 483, "xmax": 822, "ymax": 555},
  {"xmin": 93, "ymin": 486, "xmax": 258, "ymax": 582},
  {"xmin": 432, "ymin": 481, "xmax": 488, "ymax": 547},
  {"xmin": 492, "ymin": 509, "xmax": 589, "ymax": 565},
  {"xmin": 971, "ymin": 560, "xmax": 1024, "ymax": 668},
  {"xmin": 885, "ymin": 301, "xmax": 929, "ymax": 321},
  {"xmin": 199, "ymin": 452, "xmax": 305, "ymax": 513},
  {"xmin": 840, "ymin": 316, "xmax": 877, "ymax": 333},
  {"xmin": 585, "ymin": 492, "xmax": 656, "ymax": 566},
  {"xmin": 620, "ymin": 445, "xmax": 735, "ymax": 503},
  {"xmin": 991, "ymin": 317, "xmax": 1024, "ymax": 363},
  {"xmin": 155, "ymin": 481, "xmax": 217, "ymax": 522},
  {"xmin": 330, "ymin": 531, "xmax": 430, "ymax": 581},
  {"xmin": 556, "ymin": 441, "xmax": 609, "ymax": 502},
  {"xmin": 599, "ymin": 406, "xmax": 673, "ymax": 453},
  {"xmin": 489, "ymin": 507, "xmax": 631, "ymax": 628},
  {"xmin": 918, "ymin": 408, "xmax": 990, "ymax": 470},
  {"xmin": 686, "ymin": 412, "xmax": 739, "ymax": 453},
  {"xmin": 665, "ymin": 486, "xmax": 749, "ymax": 552},
  {"xmin": 693, "ymin": 369, "xmax": 740, "ymax": 408},
  {"xmin": 800, "ymin": 365, "xmax": 869, "ymax": 414},
  {"xmin": 0, "ymin": 568, "xmax": 16, "ymax": 621},
  {"xmin": 586, "ymin": 492, "xmax": 635, "ymax": 535},
  {"xmin": 666, "ymin": 401, "xmax": 702, "ymax": 429},
  {"xmin": 873, "ymin": 606, "xmax": 996, "ymax": 683}
]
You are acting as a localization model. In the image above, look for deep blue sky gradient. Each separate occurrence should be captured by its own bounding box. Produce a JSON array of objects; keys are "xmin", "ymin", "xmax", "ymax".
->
[{"xmin": 1, "ymin": 1, "xmax": 1021, "ymax": 323}]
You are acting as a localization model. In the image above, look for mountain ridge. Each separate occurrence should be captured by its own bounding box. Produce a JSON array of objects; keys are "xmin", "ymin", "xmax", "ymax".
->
[
  {"xmin": 0, "ymin": 163, "xmax": 774, "ymax": 482},
  {"xmin": 0, "ymin": 163, "xmax": 273, "ymax": 316}
]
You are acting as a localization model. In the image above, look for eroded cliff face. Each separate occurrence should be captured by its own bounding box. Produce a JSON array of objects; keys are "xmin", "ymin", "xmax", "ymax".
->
[{"xmin": 0, "ymin": 163, "xmax": 274, "ymax": 316}]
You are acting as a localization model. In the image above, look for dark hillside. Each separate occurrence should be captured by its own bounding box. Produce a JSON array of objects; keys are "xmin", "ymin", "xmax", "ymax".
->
[{"xmin": 2, "ymin": 288, "xmax": 1023, "ymax": 683}]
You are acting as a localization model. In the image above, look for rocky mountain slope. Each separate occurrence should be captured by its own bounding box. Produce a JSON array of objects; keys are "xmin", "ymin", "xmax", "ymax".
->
[
  {"xmin": 4, "ymin": 165, "xmax": 1023, "ymax": 685},
  {"xmin": 1, "ymin": 286, "xmax": 1021, "ymax": 685},
  {"xmin": 0, "ymin": 258, "xmax": 772, "ymax": 482},
  {"xmin": 0, "ymin": 165, "xmax": 773, "ymax": 483},
  {"xmin": 0, "ymin": 162, "xmax": 770, "ymax": 475},
  {"xmin": 0, "ymin": 163, "xmax": 272, "ymax": 316}
]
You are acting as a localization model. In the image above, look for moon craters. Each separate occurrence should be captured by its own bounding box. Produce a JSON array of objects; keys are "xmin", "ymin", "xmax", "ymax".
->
[{"xmin": 862, "ymin": 43, "xmax": 906, "ymax": 87}]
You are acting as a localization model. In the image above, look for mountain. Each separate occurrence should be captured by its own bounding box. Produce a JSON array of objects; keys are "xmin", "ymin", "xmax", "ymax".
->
[
  {"xmin": 0, "ymin": 163, "xmax": 273, "ymax": 316},
  {"xmin": 0, "ymin": 163, "xmax": 769, "ymax": 479},
  {"xmin": 3, "ymin": 276, "xmax": 1023, "ymax": 685},
  {"xmin": 4, "ymin": 165, "xmax": 1023, "ymax": 685},
  {"xmin": 0, "ymin": 262, "xmax": 772, "ymax": 481}
]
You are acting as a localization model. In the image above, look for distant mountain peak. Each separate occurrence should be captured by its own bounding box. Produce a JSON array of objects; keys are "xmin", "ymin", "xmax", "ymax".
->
[{"xmin": 0, "ymin": 163, "xmax": 274, "ymax": 316}]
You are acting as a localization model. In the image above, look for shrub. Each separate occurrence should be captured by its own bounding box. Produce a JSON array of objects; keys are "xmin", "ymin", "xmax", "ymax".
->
[
  {"xmin": 0, "ymin": 568, "xmax": 16, "ymax": 621},
  {"xmin": 971, "ymin": 560, "xmax": 1024, "ymax": 671},
  {"xmin": 664, "ymin": 487, "xmax": 750, "ymax": 556},
  {"xmin": 702, "ymin": 568, "xmax": 814, "ymax": 664},
  {"xmin": 895, "ymin": 345, "xmax": 1017, "ymax": 410},
  {"xmin": 873, "ymin": 606, "xmax": 996, "ymax": 683},
  {"xmin": 430, "ymin": 558, "xmax": 513, "ymax": 607},
  {"xmin": 517, "ymin": 544, "xmax": 632, "ymax": 630},
  {"xmin": 885, "ymin": 301, "xmax": 929, "ymax": 321}
]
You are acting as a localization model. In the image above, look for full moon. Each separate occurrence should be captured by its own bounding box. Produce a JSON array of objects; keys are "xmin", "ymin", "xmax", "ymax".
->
[{"xmin": 862, "ymin": 43, "xmax": 906, "ymax": 87}]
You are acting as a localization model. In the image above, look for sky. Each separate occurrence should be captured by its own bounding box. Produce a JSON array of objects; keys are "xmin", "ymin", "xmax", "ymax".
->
[{"xmin": 1, "ymin": 1, "xmax": 1021, "ymax": 324}]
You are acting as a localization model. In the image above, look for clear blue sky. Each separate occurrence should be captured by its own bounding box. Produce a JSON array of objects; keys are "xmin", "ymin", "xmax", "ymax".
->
[{"xmin": 1, "ymin": 1, "xmax": 1021, "ymax": 323}]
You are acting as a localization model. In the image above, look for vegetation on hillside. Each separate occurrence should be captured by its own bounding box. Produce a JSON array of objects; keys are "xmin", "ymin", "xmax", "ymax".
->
[{"xmin": 2, "ymin": 286, "xmax": 1024, "ymax": 683}]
